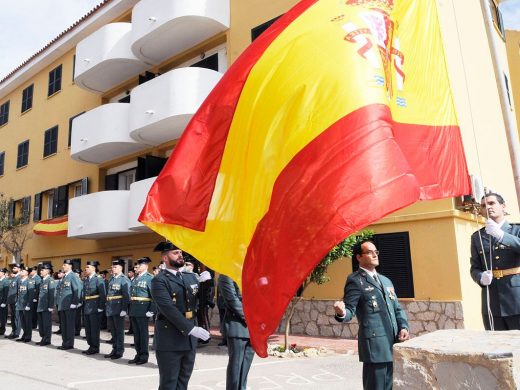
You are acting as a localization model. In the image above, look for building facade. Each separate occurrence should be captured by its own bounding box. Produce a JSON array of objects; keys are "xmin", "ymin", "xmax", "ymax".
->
[{"xmin": 0, "ymin": 0, "xmax": 517, "ymax": 337}]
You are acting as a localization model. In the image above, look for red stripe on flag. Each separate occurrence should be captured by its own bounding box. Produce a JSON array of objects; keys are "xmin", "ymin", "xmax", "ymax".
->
[
  {"xmin": 242, "ymin": 104, "xmax": 470, "ymax": 357},
  {"xmin": 139, "ymin": 0, "xmax": 319, "ymax": 230}
]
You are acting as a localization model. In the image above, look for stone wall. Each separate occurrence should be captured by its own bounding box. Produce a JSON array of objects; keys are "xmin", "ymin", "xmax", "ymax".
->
[{"xmin": 210, "ymin": 299, "xmax": 465, "ymax": 338}]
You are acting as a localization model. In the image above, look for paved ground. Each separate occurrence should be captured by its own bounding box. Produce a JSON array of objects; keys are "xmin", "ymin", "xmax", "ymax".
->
[{"xmin": 0, "ymin": 326, "xmax": 363, "ymax": 389}]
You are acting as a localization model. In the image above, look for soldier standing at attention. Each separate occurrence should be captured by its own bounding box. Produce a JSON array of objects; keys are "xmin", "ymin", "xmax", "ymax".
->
[
  {"xmin": 5, "ymin": 263, "xmax": 22, "ymax": 339},
  {"xmin": 129, "ymin": 257, "xmax": 156, "ymax": 365},
  {"xmin": 104, "ymin": 259, "xmax": 130, "ymax": 360},
  {"xmin": 82, "ymin": 261, "xmax": 106, "ymax": 355},
  {"xmin": 151, "ymin": 240, "xmax": 210, "ymax": 390},
  {"xmin": 16, "ymin": 266, "xmax": 35, "ymax": 342},
  {"xmin": 333, "ymin": 240, "xmax": 409, "ymax": 390},
  {"xmin": 56, "ymin": 259, "xmax": 82, "ymax": 350},
  {"xmin": 0, "ymin": 268, "xmax": 9, "ymax": 335},
  {"xmin": 37, "ymin": 264, "xmax": 55, "ymax": 346},
  {"xmin": 29, "ymin": 266, "xmax": 41, "ymax": 329}
]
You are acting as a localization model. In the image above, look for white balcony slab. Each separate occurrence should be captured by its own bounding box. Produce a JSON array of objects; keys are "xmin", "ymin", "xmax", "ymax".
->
[
  {"xmin": 71, "ymin": 103, "xmax": 149, "ymax": 164},
  {"xmin": 131, "ymin": 0, "xmax": 229, "ymax": 64},
  {"xmin": 75, "ymin": 23, "xmax": 148, "ymax": 93},
  {"xmin": 68, "ymin": 191, "xmax": 135, "ymax": 239},
  {"xmin": 129, "ymin": 67, "xmax": 222, "ymax": 145},
  {"xmin": 128, "ymin": 176, "xmax": 157, "ymax": 231}
]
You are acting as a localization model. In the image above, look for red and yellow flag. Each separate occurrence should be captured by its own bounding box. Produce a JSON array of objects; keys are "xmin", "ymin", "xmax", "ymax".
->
[
  {"xmin": 140, "ymin": 0, "xmax": 470, "ymax": 356},
  {"xmin": 33, "ymin": 216, "xmax": 68, "ymax": 236}
]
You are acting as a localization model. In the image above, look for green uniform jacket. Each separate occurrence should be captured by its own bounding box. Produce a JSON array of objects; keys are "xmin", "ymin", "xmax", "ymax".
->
[
  {"xmin": 83, "ymin": 275, "xmax": 107, "ymax": 315},
  {"xmin": 470, "ymin": 221, "xmax": 520, "ymax": 316},
  {"xmin": 129, "ymin": 272, "xmax": 156, "ymax": 317},
  {"xmin": 16, "ymin": 278, "xmax": 36, "ymax": 310},
  {"xmin": 218, "ymin": 275, "xmax": 249, "ymax": 338},
  {"xmin": 335, "ymin": 270, "xmax": 408, "ymax": 363},
  {"xmin": 0, "ymin": 277, "xmax": 9, "ymax": 305},
  {"xmin": 56, "ymin": 272, "xmax": 82, "ymax": 311},
  {"xmin": 37, "ymin": 277, "xmax": 56, "ymax": 312},
  {"xmin": 151, "ymin": 270, "xmax": 199, "ymax": 351},
  {"xmin": 30, "ymin": 275, "xmax": 41, "ymax": 303},
  {"xmin": 105, "ymin": 274, "xmax": 130, "ymax": 316},
  {"xmin": 7, "ymin": 275, "xmax": 20, "ymax": 305}
]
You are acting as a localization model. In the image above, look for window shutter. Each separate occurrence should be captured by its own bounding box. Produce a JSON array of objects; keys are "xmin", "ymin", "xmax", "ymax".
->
[
  {"xmin": 80, "ymin": 177, "xmax": 89, "ymax": 196},
  {"xmin": 54, "ymin": 185, "xmax": 68, "ymax": 217},
  {"xmin": 105, "ymin": 174, "xmax": 118, "ymax": 190},
  {"xmin": 8, "ymin": 201, "xmax": 14, "ymax": 227},
  {"xmin": 22, "ymin": 196, "xmax": 31, "ymax": 224},
  {"xmin": 33, "ymin": 193, "xmax": 42, "ymax": 222},
  {"xmin": 136, "ymin": 157, "xmax": 146, "ymax": 181},
  {"xmin": 137, "ymin": 155, "xmax": 167, "ymax": 182}
]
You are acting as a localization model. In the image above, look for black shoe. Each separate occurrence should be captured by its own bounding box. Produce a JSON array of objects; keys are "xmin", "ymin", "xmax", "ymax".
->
[
  {"xmin": 218, "ymin": 341, "xmax": 227, "ymax": 346},
  {"xmin": 15, "ymin": 338, "xmax": 24, "ymax": 342},
  {"xmin": 110, "ymin": 354, "xmax": 123, "ymax": 360},
  {"xmin": 125, "ymin": 331, "xmax": 133, "ymax": 335},
  {"xmin": 85, "ymin": 350, "xmax": 99, "ymax": 355},
  {"xmin": 39, "ymin": 342, "xmax": 50, "ymax": 346},
  {"xmin": 199, "ymin": 338, "xmax": 211, "ymax": 345},
  {"xmin": 81, "ymin": 349, "xmax": 89, "ymax": 355},
  {"xmin": 7, "ymin": 334, "xmax": 17, "ymax": 339},
  {"xmin": 130, "ymin": 343, "xmax": 135, "ymax": 347},
  {"xmin": 135, "ymin": 360, "xmax": 148, "ymax": 365},
  {"xmin": 57, "ymin": 346, "xmax": 73, "ymax": 350},
  {"xmin": 105, "ymin": 339, "xmax": 114, "ymax": 344},
  {"xmin": 104, "ymin": 352, "xmax": 115, "ymax": 358},
  {"xmin": 128, "ymin": 357, "xmax": 139, "ymax": 364},
  {"xmin": 23, "ymin": 339, "xmax": 31, "ymax": 343},
  {"xmin": 53, "ymin": 330, "xmax": 62, "ymax": 335}
]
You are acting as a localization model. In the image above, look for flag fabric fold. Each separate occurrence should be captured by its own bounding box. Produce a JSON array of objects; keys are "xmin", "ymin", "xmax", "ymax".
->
[{"xmin": 139, "ymin": 0, "xmax": 471, "ymax": 357}]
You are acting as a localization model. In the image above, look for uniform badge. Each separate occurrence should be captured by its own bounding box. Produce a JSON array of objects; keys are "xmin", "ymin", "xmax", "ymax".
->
[
  {"xmin": 386, "ymin": 286, "xmax": 396, "ymax": 300},
  {"xmin": 364, "ymin": 286, "xmax": 374, "ymax": 292},
  {"xmin": 190, "ymin": 284, "xmax": 198, "ymax": 295},
  {"xmin": 172, "ymin": 293, "xmax": 177, "ymax": 304}
]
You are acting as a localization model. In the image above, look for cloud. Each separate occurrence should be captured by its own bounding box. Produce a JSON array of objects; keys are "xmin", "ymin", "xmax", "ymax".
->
[{"xmin": 501, "ymin": 0, "xmax": 520, "ymax": 31}]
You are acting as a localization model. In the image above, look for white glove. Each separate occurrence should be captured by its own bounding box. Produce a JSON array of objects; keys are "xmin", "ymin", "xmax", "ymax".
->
[
  {"xmin": 0, "ymin": 303, "xmax": 6, "ymax": 308},
  {"xmin": 48, "ymin": 308, "xmax": 53, "ymax": 312},
  {"xmin": 145, "ymin": 311, "xmax": 154, "ymax": 318},
  {"xmin": 480, "ymin": 270, "xmax": 493, "ymax": 286},
  {"xmin": 78, "ymin": 303, "xmax": 82, "ymax": 308},
  {"xmin": 120, "ymin": 311, "xmax": 127, "ymax": 317},
  {"xmin": 70, "ymin": 304, "xmax": 77, "ymax": 309},
  {"xmin": 485, "ymin": 219, "xmax": 504, "ymax": 241},
  {"xmin": 189, "ymin": 326, "xmax": 210, "ymax": 341},
  {"xmin": 97, "ymin": 308, "xmax": 104, "ymax": 313},
  {"xmin": 33, "ymin": 299, "xmax": 37, "ymax": 302},
  {"xmin": 25, "ymin": 306, "xmax": 30, "ymax": 311}
]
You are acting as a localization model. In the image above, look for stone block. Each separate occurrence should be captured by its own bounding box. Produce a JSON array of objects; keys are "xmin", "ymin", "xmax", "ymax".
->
[
  {"xmin": 317, "ymin": 313, "xmax": 329, "ymax": 325},
  {"xmin": 445, "ymin": 303, "xmax": 456, "ymax": 319},
  {"xmin": 320, "ymin": 325, "xmax": 334, "ymax": 337},
  {"xmin": 341, "ymin": 326, "xmax": 353, "ymax": 338},
  {"xmin": 407, "ymin": 301, "xmax": 420, "ymax": 313},
  {"xmin": 415, "ymin": 311, "xmax": 436, "ymax": 321},
  {"xmin": 394, "ymin": 330, "xmax": 519, "ymax": 389},
  {"xmin": 310, "ymin": 309, "xmax": 319, "ymax": 321},
  {"xmin": 429, "ymin": 302, "xmax": 442, "ymax": 313},
  {"xmin": 455, "ymin": 303, "xmax": 464, "ymax": 320},
  {"xmin": 409, "ymin": 320, "xmax": 424, "ymax": 335},
  {"xmin": 305, "ymin": 322, "xmax": 319, "ymax": 336},
  {"xmin": 291, "ymin": 325, "xmax": 304, "ymax": 334},
  {"xmin": 333, "ymin": 324, "xmax": 343, "ymax": 337},
  {"xmin": 325, "ymin": 304, "xmax": 336, "ymax": 316}
]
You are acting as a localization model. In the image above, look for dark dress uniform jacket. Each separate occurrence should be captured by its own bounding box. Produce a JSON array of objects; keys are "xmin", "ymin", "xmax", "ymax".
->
[
  {"xmin": 30, "ymin": 275, "xmax": 41, "ymax": 300},
  {"xmin": 56, "ymin": 272, "xmax": 82, "ymax": 311},
  {"xmin": 16, "ymin": 278, "xmax": 35, "ymax": 310},
  {"xmin": 219, "ymin": 275, "xmax": 249, "ymax": 338},
  {"xmin": 7, "ymin": 275, "xmax": 20, "ymax": 305},
  {"xmin": 151, "ymin": 270, "xmax": 199, "ymax": 351},
  {"xmin": 0, "ymin": 277, "xmax": 9, "ymax": 306},
  {"xmin": 470, "ymin": 222, "xmax": 520, "ymax": 316},
  {"xmin": 336, "ymin": 270, "xmax": 408, "ymax": 363},
  {"xmin": 37, "ymin": 277, "xmax": 55, "ymax": 312},
  {"xmin": 129, "ymin": 272, "xmax": 156, "ymax": 317},
  {"xmin": 83, "ymin": 275, "xmax": 106, "ymax": 315},
  {"xmin": 106, "ymin": 275, "xmax": 130, "ymax": 316}
]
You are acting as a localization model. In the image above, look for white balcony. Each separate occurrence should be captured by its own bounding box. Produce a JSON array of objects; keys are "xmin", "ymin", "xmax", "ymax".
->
[
  {"xmin": 71, "ymin": 103, "xmax": 149, "ymax": 164},
  {"xmin": 128, "ymin": 176, "xmax": 157, "ymax": 231},
  {"xmin": 131, "ymin": 0, "xmax": 229, "ymax": 64},
  {"xmin": 129, "ymin": 67, "xmax": 222, "ymax": 145},
  {"xmin": 74, "ymin": 23, "xmax": 148, "ymax": 93},
  {"xmin": 68, "ymin": 191, "xmax": 135, "ymax": 239}
]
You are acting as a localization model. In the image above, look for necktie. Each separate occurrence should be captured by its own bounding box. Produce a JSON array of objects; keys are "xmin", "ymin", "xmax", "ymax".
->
[{"xmin": 373, "ymin": 274, "xmax": 383, "ymax": 289}]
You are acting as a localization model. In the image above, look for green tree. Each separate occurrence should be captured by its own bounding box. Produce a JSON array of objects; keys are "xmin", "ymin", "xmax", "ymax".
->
[
  {"xmin": 283, "ymin": 230, "xmax": 374, "ymax": 351},
  {"xmin": 0, "ymin": 193, "xmax": 31, "ymax": 262}
]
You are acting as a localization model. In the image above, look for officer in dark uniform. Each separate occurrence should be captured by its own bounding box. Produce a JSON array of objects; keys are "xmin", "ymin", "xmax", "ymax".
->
[
  {"xmin": 104, "ymin": 259, "xmax": 130, "ymax": 360},
  {"xmin": 218, "ymin": 274, "xmax": 255, "ymax": 390},
  {"xmin": 5, "ymin": 263, "xmax": 22, "ymax": 339},
  {"xmin": 37, "ymin": 264, "xmax": 55, "ymax": 346},
  {"xmin": 334, "ymin": 240, "xmax": 409, "ymax": 390},
  {"xmin": 74, "ymin": 268, "xmax": 84, "ymax": 336},
  {"xmin": 151, "ymin": 240, "xmax": 210, "ymax": 390},
  {"xmin": 100, "ymin": 270, "xmax": 109, "ymax": 330},
  {"xmin": 129, "ymin": 256, "xmax": 155, "ymax": 365},
  {"xmin": 470, "ymin": 192, "xmax": 520, "ymax": 330},
  {"xmin": 0, "ymin": 268, "xmax": 9, "ymax": 335},
  {"xmin": 56, "ymin": 259, "xmax": 82, "ymax": 350},
  {"xmin": 16, "ymin": 266, "xmax": 35, "ymax": 342},
  {"xmin": 29, "ymin": 266, "xmax": 41, "ymax": 329},
  {"xmin": 82, "ymin": 261, "xmax": 106, "ymax": 355}
]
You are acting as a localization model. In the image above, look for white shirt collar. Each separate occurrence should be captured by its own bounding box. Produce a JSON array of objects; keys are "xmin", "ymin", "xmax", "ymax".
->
[
  {"xmin": 359, "ymin": 266, "xmax": 378, "ymax": 278},
  {"xmin": 165, "ymin": 268, "xmax": 181, "ymax": 276}
]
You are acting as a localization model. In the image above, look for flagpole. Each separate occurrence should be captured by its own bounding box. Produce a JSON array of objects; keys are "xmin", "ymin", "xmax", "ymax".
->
[{"xmin": 479, "ymin": 0, "xmax": 520, "ymax": 208}]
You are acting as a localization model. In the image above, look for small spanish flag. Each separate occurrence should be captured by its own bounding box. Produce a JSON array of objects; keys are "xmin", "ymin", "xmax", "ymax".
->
[
  {"xmin": 33, "ymin": 216, "xmax": 68, "ymax": 236},
  {"xmin": 140, "ymin": 0, "xmax": 470, "ymax": 356}
]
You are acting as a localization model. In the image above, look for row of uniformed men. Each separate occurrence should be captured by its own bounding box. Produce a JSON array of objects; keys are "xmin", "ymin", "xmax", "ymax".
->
[{"xmin": 0, "ymin": 256, "xmax": 156, "ymax": 364}]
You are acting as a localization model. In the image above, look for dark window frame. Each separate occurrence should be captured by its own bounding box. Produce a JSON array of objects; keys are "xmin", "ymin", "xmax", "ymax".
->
[
  {"xmin": 0, "ymin": 151, "xmax": 4, "ymax": 176},
  {"xmin": 48, "ymin": 64, "xmax": 62, "ymax": 96},
  {"xmin": 0, "ymin": 100, "xmax": 10, "ymax": 126},
  {"xmin": 43, "ymin": 125, "xmax": 59, "ymax": 157},
  {"xmin": 68, "ymin": 112, "xmax": 85, "ymax": 147},
  {"xmin": 490, "ymin": 0, "xmax": 505, "ymax": 39},
  {"xmin": 21, "ymin": 84, "xmax": 34, "ymax": 113},
  {"xmin": 16, "ymin": 140, "xmax": 29, "ymax": 169}
]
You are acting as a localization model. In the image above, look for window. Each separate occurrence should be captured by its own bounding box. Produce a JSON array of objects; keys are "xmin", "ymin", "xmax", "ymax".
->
[
  {"xmin": 70, "ymin": 177, "xmax": 88, "ymax": 197},
  {"xmin": 33, "ymin": 192, "xmax": 42, "ymax": 222},
  {"xmin": 118, "ymin": 170, "xmax": 136, "ymax": 190},
  {"xmin": 72, "ymin": 54, "xmax": 76, "ymax": 81},
  {"xmin": 9, "ymin": 197, "xmax": 31, "ymax": 226},
  {"xmin": 490, "ymin": 0, "xmax": 505, "ymax": 38},
  {"xmin": 136, "ymin": 155, "xmax": 167, "ymax": 181},
  {"xmin": 504, "ymin": 73, "xmax": 512, "ymax": 108},
  {"xmin": 251, "ymin": 16, "xmax": 281, "ymax": 41},
  {"xmin": 190, "ymin": 53, "xmax": 219, "ymax": 72},
  {"xmin": 17, "ymin": 140, "xmax": 29, "ymax": 168},
  {"xmin": 48, "ymin": 64, "xmax": 62, "ymax": 96},
  {"xmin": 353, "ymin": 232, "xmax": 415, "ymax": 298},
  {"xmin": 0, "ymin": 152, "xmax": 4, "ymax": 176},
  {"xmin": 0, "ymin": 101, "xmax": 10, "ymax": 126},
  {"xmin": 68, "ymin": 112, "xmax": 85, "ymax": 147},
  {"xmin": 21, "ymin": 84, "xmax": 34, "ymax": 113},
  {"xmin": 46, "ymin": 191, "xmax": 54, "ymax": 219},
  {"xmin": 43, "ymin": 125, "xmax": 58, "ymax": 157}
]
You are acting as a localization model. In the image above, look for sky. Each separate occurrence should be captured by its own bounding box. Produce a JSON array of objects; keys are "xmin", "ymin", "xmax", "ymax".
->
[{"xmin": 0, "ymin": 0, "xmax": 519, "ymax": 81}]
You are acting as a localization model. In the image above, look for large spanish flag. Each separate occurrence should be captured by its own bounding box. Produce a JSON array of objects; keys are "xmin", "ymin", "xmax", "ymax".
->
[{"xmin": 140, "ymin": 0, "xmax": 470, "ymax": 356}]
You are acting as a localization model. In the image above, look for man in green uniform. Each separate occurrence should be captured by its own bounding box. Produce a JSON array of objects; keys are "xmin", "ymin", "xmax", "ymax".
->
[
  {"xmin": 151, "ymin": 240, "xmax": 210, "ymax": 389},
  {"xmin": 334, "ymin": 239, "xmax": 409, "ymax": 390},
  {"xmin": 129, "ymin": 256, "xmax": 155, "ymax": 365},
  {"xmin": 16, "ymin": 266, "xmax": 35, "ymax": 342},
  {"xmin": 5, "ymin": 263, "xmax": 22, "ymax": 339},
  {"xmin": 82, "ymin": 261, "xmax": 106, "ymax": 355},
  {"xmin": 29, "ymin": 266, "xmax": 41, "ymax": 329},
  {"xmin": 56, "ymin": 259, "xmax": 82, "ymax": 350},
  {"xmin": 104, "ymin": 259, "xmax": 130, "ymax": 360},
  {"xmin": 0, "ymin": 268, "xmax": 9, "ymax": 335},
  {"xmin": 37, "ymin": 263, "xmax": 55, "ymax": 346},
  {"xmin": 218, "ymin": 274, "xmax": 255, "ymax": 390}
]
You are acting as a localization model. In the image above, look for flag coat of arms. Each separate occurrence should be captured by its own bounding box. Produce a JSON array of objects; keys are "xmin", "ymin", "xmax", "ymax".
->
[{"xmin": 140, "ymin": 0, "xmax": 471, "ymax": 356}]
